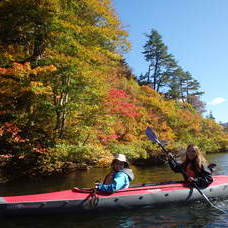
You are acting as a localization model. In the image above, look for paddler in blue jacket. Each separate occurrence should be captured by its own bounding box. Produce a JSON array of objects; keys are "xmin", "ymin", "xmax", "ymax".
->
[{"xmin": 96, "ymin": 154, "xmax": 134, "ymax": 193}]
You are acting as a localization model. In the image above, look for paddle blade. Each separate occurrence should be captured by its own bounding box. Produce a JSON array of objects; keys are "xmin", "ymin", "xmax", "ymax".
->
[{"xmin": 145, "ymin": 127, "xmax": 160, "ymax": 144}]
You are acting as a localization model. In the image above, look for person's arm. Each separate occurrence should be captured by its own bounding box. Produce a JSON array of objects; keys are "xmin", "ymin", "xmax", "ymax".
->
[
  {"xmin": 192, "ymin": 167, "xmax": 213, "ymax": 188},
  {"xmin": 97, "ymin": 172, "xmax": 129, "ymax": 193},
  {"xmin": 103, "ymin": 171, "xmax": 115, "ymax": 184},
  {"xmin": 168, "ymin": 153, "xmax": 183, "ymax": 173}
]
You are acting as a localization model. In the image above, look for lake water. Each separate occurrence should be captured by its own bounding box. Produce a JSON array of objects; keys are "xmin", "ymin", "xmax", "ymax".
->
[{"xmin": 1, "ymin": 153, "xmax": 228, "ymax": 227}]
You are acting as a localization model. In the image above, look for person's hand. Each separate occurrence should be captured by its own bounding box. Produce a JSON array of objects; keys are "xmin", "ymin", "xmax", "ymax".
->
[
  {"xmin": 187, "ymin": 177, "xmax": 195, "ymax": 183},
  {"xmin": 167, "ymin": 153, "xmax": 174, "ymax": 160},
  {"xmin": 95, "ymin": 183, "xmax": 101, "ymax": 188}
]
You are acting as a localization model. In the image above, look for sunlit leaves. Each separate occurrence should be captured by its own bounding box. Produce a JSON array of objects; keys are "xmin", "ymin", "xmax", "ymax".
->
[
  {"xmin": 0, "ymin": 0, "xmax": 227, "ymax": 171},
  {"xmin": 104, "ymin": 89, "xmax": 140, "ymax": 118},
  {"xmin": 0, "ymin": 122, "xmax": 27, "ymax": 143}
]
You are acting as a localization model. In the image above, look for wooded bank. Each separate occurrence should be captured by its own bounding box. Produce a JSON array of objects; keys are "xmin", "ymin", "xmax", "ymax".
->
[{"xmin": 0, "ymin": 0, "xmax": 227, "ymax": 180}]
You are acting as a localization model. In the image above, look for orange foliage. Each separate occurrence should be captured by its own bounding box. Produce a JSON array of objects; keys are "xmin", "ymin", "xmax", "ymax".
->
[{"xmin": 0, "ymin": 62, "xmax": 56, "ymax": 77}]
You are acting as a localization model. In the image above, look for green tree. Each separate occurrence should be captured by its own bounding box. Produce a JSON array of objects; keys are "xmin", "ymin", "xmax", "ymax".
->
[
  {"xmin": 140, "ymin": 29, "xmax": 177, "ymax": 92},
  {"xmin": 207, "ymin": 111, "xmax": 216, "ymax": 121},
  {"xmin": 165, "ymin": 67, "xmax": 205, "ymax": 113},
  {"xmin": 165, "ymin": 67, "xmax": 185, "ymax": 100},
  {"xmin": 179, "ymin": 71, "xmax": 204, "ymax": 102}
]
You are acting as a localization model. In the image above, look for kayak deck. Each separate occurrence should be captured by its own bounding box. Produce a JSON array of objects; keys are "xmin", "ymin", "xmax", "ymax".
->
[
  {"xmin": 2, "ymin": 175, "xmax": 228, "ymax": 203},
  {"xmin": 0, "ymin": 175, "xmax": 228, "ymax": 216}
]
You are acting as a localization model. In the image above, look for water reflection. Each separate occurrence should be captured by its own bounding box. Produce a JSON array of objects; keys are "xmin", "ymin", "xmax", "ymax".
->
[
  {"xmin": 2, "ymin": 204, "xmax": 228, "ymax": 228},
  {"xmin": 1, "ymin": 153, "xmax": 228, "ymax": 227},
  {"xmin": 0, "ymin": 164, "xmax": 181, "ymax": 196}
]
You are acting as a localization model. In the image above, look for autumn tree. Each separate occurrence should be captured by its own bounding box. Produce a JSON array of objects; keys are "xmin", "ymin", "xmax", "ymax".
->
[
  {"xmin": 0, "ymin": 63, "xmax": 56, "ymax": 154},
  {"xmin": 0, "ymin": 0, "xmax": 130, "ymax": 139},
  {"xmin": 117, "ymin": 59, "xmax": 135, "ymax": 80},
  {"xmin": 0, "ymin": 1, "xmax": 227, "ymax": 175},
  {"xmin": 46, "ymin": 0, "xmax": 130, "ymax": 137},
  {"xmin": 221, "ymin": 122, "xmax": 228, "ymax": 132},
  {"xmin": 186, "ymin": 95, "xmax": 206, "ymax": 114}
]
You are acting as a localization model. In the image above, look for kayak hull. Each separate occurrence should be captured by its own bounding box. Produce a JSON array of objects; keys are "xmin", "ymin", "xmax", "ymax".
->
[{"xmin": 1, "ymin": 175, "xmax": 228, "ymax": 216}]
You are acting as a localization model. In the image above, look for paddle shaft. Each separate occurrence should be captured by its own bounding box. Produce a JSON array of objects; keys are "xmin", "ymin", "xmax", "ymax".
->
[
  {"xmin": 192, "ymin": 183, "xmax": 226, "ymax": 213},
  {"xmin": 74, "ymin": 184, "xmax": 184, "ymax": 194}
]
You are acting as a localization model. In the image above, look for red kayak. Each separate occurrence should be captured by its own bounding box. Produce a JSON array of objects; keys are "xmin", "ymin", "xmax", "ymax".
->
[{"xmin": 1, "ymin": 175, "xmax": 228, "ymax": 216}]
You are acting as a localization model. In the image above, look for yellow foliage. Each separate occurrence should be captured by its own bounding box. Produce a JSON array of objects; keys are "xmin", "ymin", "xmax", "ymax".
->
[{"xmin": 30, "ymin": 82, "xmax": 52, "ymax": 95}]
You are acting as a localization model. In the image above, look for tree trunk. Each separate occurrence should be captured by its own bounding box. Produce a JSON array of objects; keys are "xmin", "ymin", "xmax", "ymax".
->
[{"xmin": 53, "ymin": 74, "xmax": 70, "ymax": 138}]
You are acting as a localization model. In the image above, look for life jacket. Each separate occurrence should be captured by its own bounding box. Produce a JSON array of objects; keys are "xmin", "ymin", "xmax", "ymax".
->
[
  {"xmin": 103, "ymin": 171, "xmax": 115, "ymax": 184},
  {"xmin": 185, "ymin": 163, "xmax": 196, "ymax": 178},
  {"xmin": 103, "ymin": 168, "xmax": 134, "ymax": 185},
  {"xmin": 183, "ymin": 159, "xmax": 204, "ymax": 181}
]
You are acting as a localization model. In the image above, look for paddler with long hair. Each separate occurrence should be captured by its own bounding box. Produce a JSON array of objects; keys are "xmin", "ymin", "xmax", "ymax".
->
[{"xmin": 168, "ymin": 144, "xmax": 214, "ymax": 188}]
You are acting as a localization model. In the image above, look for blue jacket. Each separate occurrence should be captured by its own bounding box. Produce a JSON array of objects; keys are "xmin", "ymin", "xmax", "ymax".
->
[{"xmin": 97, "ymin": 168, "xmax": 134, "ymax": 193}]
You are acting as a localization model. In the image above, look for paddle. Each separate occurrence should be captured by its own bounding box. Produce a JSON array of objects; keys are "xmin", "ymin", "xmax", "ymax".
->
[
  {"xmin": 145, "ymin": 126, "xmax": 226, "ymax": 213},
  {"xmin": 145, "ymin": 126, "xmax": 171, "ymax": 157}
]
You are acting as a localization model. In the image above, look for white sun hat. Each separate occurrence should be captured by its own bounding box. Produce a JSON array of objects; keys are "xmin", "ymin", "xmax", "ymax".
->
[{"xmin": 115, "ymin": 154, "xmax": 127, "ymax": 162}]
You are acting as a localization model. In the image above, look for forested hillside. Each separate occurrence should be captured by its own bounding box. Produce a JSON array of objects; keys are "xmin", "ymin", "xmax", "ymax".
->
[{"xmin": 0, "ymin": 0, "xmax": 227, "ymax": 178}]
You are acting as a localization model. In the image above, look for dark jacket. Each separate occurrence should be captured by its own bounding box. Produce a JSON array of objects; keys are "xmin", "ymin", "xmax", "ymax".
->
[{"xmin": 168, "ymin": 158, "xmax": 213, "ymax": 188}]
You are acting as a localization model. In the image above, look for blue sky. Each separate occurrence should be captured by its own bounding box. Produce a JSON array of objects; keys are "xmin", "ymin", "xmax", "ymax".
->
[{"xmin": 112, "ymin": 0, "xmax": 228, "ymax": 123}]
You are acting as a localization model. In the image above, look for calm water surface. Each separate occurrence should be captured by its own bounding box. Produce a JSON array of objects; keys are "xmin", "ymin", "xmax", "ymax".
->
[{"xmin": 1, "ymin": 153, "xmax": 228, "ymax": 227}]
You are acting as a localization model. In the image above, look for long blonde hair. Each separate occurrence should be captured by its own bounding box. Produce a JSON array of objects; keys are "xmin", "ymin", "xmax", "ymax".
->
[{"xmin": 183, "ymin": 144, "xmax": 207, "ymax": 172}]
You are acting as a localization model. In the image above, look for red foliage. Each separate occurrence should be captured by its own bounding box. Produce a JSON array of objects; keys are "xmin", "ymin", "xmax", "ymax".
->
[
  {"xmin": 1, "ymin": 122, "xmax": 27, "ymax": 143},
  {"xmin": 99, "ymin": 133, "xmax": 118, "ymax": 143},
  {"xmin": 32, "ymin": 147, "xmax": 47, "ymax": 153},
  {"xmin": 109, "ymin": 89, "xmax": 128, "ymax": 98},
  {"xmin": 104, "ymin": 89, "xmax": 140, "ymax": 118},
  {"xmin": 0, "ymin": 127, "xmax": 3, "ymax": 136}
]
